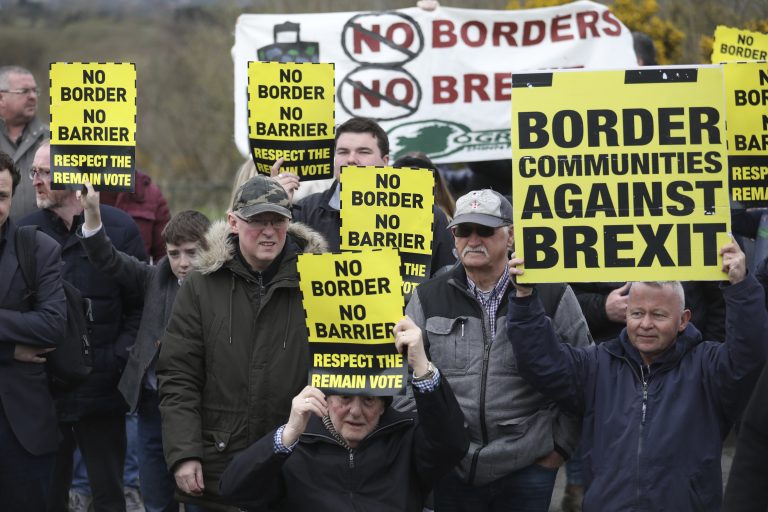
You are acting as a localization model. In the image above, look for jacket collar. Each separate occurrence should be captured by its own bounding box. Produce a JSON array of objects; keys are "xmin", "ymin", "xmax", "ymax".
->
[
  {"xmin": 607, "ymin": 323, "xmax": 704, "ymax": 370},
  {"xmin": 301, "ymin": 407, "xmax": 415, "ymax": 448},
  {"xmin": 195, "ymin": 219, "xmax": 328, "ymax": 276}
]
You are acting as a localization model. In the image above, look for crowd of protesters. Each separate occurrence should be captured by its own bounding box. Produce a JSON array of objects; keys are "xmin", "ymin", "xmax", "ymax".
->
[{"xmin": 2, "ymin": 48, "xmax": 768, "ymax": 512}]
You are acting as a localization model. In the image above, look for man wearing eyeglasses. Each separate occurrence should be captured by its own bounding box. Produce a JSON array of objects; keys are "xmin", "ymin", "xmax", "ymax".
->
[
  {"xmin": 19, "ymin": 142, "xmax": 147, "ymax": 512},
  {"xmin": 399, "ymin": 189, "xmax": 592, "ymax": 511},
  {"xmin": 0, "ymin": 66, "xmax": 47, "ymax": 221},
  {"xmin": 156, "ymin": 174, "xmax": 328, "ymax": 510}
]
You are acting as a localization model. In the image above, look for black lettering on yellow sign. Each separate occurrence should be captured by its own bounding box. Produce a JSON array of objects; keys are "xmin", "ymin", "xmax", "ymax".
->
[
  {"xmin": 522, "ymin": 222, "xmax": 726, "ymax": 269},
  {"xmin": 339, "ymin": 304, "xmax": 367, "ymax": 321},
  {"xmin": 60, "ymin": 87, "xmax": 127, "ymax": 102},
  {"xmin": 257, "ymin": 84, "xmax": 325, "ymax": 100},
  {"xmin": 735, "ymin": 134, "xmax": 768, "ymax": 151},
  {"xmin": 719, "ymin": 44, "xmax": 768, "ymax": 61},
  {"xmin": 58, "ymin": 126, "xmax": 130, "ymax": 142},
  {"xmin": 314, "ymin": 321, "xmax": 397, "ymax": 340},
  {"xmin": 310, "ymin": 278, "xmax": 391, "ymax": 296},
  {"xmin": 254, "ymin": 122, "xmax": 328, "ymax": 137},
  {"xmin": 519, "ymin": 151, "xmax": 723, "ymax": 178},
  {"xmin": 350, "ymin": 190, "xmax": 424, "ymax": 208},
  {"xmin": 347, "ymin": 231, "xmax": 425, "ymax": 250},
  {"xmin": 517, "ymin": 107, "xmax": 721, "ymax": 149},
  {"xmin": 521, "ymin": 180, "xmax": 722, "ymax": 220}
]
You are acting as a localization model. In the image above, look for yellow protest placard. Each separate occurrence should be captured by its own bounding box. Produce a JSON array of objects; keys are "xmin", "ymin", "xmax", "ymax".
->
[
  {"xmin": 248, "ymin": 62, "xmax": 334, "ymax": 181},
  {"xmin": 49, "ymin": 62, "xmax": 136, "ymax": 191},
  {"xmin": 511, "ymin": 66, "xmax": 731, "ymax": 283},
  {"xmin": 297, "ymin": 249, "xmax": 406, "ymax": 395},
  {"xmin": 724, "ymin": 61, "xmax": 768, "ymax": 207},
  {"xmin": 712, "ymin": 26, "xmax": 768, "ymax": 63},
  {"xmin": 339, "ymin": 165, "xmax": 435, "ymax": 294}
]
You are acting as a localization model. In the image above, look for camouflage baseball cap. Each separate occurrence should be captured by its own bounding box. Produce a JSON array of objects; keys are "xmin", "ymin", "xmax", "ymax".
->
[{"xmin": 231, "ymin": 175, "xmax": 292, "ymax": 219}]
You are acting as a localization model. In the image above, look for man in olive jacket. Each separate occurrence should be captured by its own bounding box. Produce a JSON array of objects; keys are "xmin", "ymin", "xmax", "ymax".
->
[{"xmin": 157, "ymin": 175, "xmax": 327, "ymax": 510}]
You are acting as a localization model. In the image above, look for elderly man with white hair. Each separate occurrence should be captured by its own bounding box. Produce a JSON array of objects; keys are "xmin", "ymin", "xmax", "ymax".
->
[{"xmin": 507, "ymin": 238, "xmax": 768, "ymax": 511}]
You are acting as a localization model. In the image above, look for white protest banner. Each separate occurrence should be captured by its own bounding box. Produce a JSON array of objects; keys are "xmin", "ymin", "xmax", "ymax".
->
[{"xmin": 233, "ymin": 1, "xmax": 636, "ymax": 164}]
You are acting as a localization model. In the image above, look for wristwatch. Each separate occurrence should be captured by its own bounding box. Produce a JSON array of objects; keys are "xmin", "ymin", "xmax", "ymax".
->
[{"xmin": 413, "ymin": 361, "xmax": 436, "ymax": 382}]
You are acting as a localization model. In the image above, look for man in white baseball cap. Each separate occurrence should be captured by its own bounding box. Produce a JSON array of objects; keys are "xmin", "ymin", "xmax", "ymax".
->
[{"xmin": 398, "ymin": 188, "xmax": 591, "ymax": 511}]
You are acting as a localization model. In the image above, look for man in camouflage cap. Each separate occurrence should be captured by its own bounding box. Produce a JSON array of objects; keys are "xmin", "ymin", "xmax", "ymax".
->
[{"xmin": 157, "ymin": 174, "xmax": 328, "ymax": 509}]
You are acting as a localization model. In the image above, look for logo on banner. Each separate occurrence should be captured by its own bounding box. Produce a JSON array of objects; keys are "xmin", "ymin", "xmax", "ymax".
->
[
  {"xmin": 388, "ymin": 119, "xmax": 510, "ymax": 160},
  {"xmin": 341, "ymin": 12, "xmax": 424, "ymax": 66},
  {"xmin": 338, "ymin": 12, "xmax": 425, "ymax": 121},
  {"xmin": 257, "ymin": 22, "xmax": 320, "ymax": 63}
]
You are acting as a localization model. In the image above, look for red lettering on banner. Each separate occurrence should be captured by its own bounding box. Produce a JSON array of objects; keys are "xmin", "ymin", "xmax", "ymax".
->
[
  {"xmin": 495, "ymin": 73, "xmax": 512, "ymax": 101},
  {"xmin": 602, "ymin": 10, "xmax": 622, "ymax": 36},
  {"xmin": 461, "ymin": 21, "xmax": 487, "ymax": 47},
  {"xmin": 354, "ymin": 79, "xmax": 380, "ymax": 108},
  {"xmin": 523, "ymin": 20, "xmax": 546, "ymax": 46},
  {"xmin": 390, "ymin": 22, "xmax": 415, "ymax": 48},
  {"xmin": 353, "ymin": 78, "xmax": 415, "ymax": 108},
  {"xmin": 433, "ymin": 76, "xmax": 458, "ymax": 103},
  {"xmin": 576, "ymin": 11, "xmax": 599, "ymax": 38},
  {"xmin": 433, "ymin": 20, "xmax": 456, "ymax": 48},
  {"xmin": 434, "ymin": 73, "xmax": 514, "ymax": 104},
  {"xmin": 493, "ymin": 22, "xmax": 518, "ymax": 46},
  {"xmin": 352, "ymin": 22, "xmax": 416, "ymax": 54},
  {"xmin": 465, "ymin": 74, "xmax": 490, "ymax": 102},
  {"xmin": 551, "ymin": 15, "xmax": 574, "ymax": 42},
  {"xmin": 354, "ymin": 23, "xmax": 381, "ymax": 53},
  {"xmin": 431, "ymin": 12, "xmax": 623, "ymax": 49}
]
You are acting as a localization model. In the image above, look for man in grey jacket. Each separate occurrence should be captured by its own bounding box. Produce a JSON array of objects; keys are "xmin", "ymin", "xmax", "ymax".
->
[
  {"xmin": 400, "ymin": 189, "xmax": 591, "ymax": 511},
  {"xmin": 0, "ymin": 66, "xmax": 48, "ymax": 221}
]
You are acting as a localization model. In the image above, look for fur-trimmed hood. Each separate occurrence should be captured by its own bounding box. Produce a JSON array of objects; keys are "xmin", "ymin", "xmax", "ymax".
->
[{"xmin": 195, "ymin": 220, "xmax": 328, "ymax": 275}]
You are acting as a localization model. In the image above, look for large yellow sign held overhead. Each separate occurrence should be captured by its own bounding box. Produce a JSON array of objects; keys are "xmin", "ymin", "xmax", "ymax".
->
[
  {"xmin": 511, "ymin": 66, "xmax": 731, "ymax": 283},
  {"xmin": 711, "ymin": 26, "xmax": 768, "ymax": 63},
  {"xmin": 723, "ymin": 61, "xmax": 768, "ymax": 207},
  {"xmin": 297, "ymin": 249, "xmax": 406, "ymax": 395},
  {"xmin": 49, "ymin": 62, "xmax": 136, "ymax": 191},
  {"xmin": 339, "ymin": 165, "xmax": 435, "ymax": 295},
  {"xmin": 248, "ymin": 61, "xmax": 335, "ymax": 181}
]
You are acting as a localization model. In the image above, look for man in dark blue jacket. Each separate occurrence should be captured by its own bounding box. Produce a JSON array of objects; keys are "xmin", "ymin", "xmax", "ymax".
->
[
  {"xmin": 0, "ymin": 151, "xmax": 66, "ymax": 511},
  {"xmin": 507, "ymin": 238, "xmax": 768, "ymax": 511},
  {"xmin": 20, "ymin": 142, "xmax": 146, "ymax": 512}
]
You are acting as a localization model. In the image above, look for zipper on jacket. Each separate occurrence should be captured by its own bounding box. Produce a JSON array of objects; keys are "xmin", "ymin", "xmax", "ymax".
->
[
  {"xmin": 637, "ymin": 362, "xmax": 650, "ymax": 506},
  {"xmin": 84, "ymin": 297, "xmax": 94, "ymax": 322},
  {"xmin": 469, "ymin": 307, "xmax": 492, "ymax": 485},
  {"xmin": 640, "ymin": 363, "xmax": 649, "ymax": 425}
]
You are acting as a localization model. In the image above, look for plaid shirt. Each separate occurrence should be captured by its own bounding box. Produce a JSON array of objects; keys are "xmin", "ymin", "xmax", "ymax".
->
[{"xmin": 466, "ymin": 270, "xmax": 510, "ymax": 340}]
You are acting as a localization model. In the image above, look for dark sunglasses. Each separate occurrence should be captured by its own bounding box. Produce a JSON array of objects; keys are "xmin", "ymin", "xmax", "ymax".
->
[{"xmin": 451, "ymin": 223, "xmax": 497, "ymax": 238}]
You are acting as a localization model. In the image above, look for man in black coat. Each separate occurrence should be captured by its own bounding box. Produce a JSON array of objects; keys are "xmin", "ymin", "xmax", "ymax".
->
[
  {"xmin": 219, "ymin": 316, "xmax": 468, "ymax": 512},
  {"xmin": 0, "ymin": 151, "xmax": 66, "ymax": 511},
  {"xmin": 20, "ymin": 143, "xmax": 146, "ymax": 512},
  {"xmin": 282, "ymin": 117, "xmax": 456, "ymax": 277}
]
